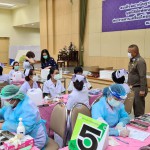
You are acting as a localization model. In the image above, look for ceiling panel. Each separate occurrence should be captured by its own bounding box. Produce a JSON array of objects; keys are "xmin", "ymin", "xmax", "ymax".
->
[{"xmin": 0, "ymin": 0, "xmax": 29, "ymax": 9}]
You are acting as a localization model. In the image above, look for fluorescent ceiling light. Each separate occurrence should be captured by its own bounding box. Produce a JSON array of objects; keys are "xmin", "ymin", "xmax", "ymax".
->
[{"xmin": 0, "ymin": 3, "xmax": 15, "ymax": 7}]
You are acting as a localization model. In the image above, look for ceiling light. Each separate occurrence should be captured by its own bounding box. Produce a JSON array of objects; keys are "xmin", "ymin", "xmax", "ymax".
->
[{"xmin": 0, "ymin": 3, "xmax": 15, "ymax": 7}]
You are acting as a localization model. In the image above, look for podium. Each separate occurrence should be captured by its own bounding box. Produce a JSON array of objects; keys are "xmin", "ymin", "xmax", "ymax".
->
[{"xmin": 57, "ymin": 51, "xmax": 78, "ymax": 67}]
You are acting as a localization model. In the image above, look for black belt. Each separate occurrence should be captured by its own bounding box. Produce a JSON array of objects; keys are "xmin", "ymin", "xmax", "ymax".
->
[{"xmin": 132, "ymin": 85, "xmax": 140, "ymax": 88}]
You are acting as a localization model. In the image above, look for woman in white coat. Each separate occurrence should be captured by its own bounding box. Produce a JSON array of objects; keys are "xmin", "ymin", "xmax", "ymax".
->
[
  {"xmin": 43, "ymin": 67, "xmax": 65, "ymax": 98},
  {"xmin": 9, "ymin": 61, "xmax": 24, "ymax": 80},
  {"xmin": 0, "ymin": 66, "xmax": 9, "ymax": 83},
  {"xmin": 66, "ymin": 74, "xmax": 90, "ymax": 110},
  {"xmin": 20, "ymin": 69, "xmax": 38, "ymax": 94},
  {"xmin": 55, "ymin": 74, "xmax": 90, "ymax": 148}
]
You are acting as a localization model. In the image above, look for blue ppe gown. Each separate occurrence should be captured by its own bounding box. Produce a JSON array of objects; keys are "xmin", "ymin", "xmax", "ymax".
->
[
  {"xmin": 91, "ymin": 96, "xmax": 130, "ymax": 136},
  {"xmin": 0, "ymin": 96, "xmax": 48, "ymax": 149}
]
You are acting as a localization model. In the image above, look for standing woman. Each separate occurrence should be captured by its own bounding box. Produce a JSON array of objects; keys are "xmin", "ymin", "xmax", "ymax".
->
[
  {"xmin": 41, "ymin": 49, "xmax": 58, "ymax": 69},
  {"xmin": 20, "ymin": 69, "xmax": 38, "ymax": 94},
  {"xmin": 23, "ymin": 51, "xmax": 35, "ymax": 72},
  {"xmin": 9, "ymin": 61, "xmax": 24, "ymax": 80},
  {"xmin": 43, "ymin": 67, "xmax": 65, "ymax": 98}
]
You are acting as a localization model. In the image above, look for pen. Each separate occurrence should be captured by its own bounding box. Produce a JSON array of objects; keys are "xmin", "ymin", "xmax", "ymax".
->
[{"xmin": 115, "ymin": 137, "xmax": 129, "ymax": 144}]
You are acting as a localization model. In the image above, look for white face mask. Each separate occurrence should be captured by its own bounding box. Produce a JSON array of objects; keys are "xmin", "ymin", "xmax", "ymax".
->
[
  {"xmin": 54, "ymin": 74, "xmax": 61, "ymax": 80},
  {"xmin": 32, "ymin": 75, "xmax": 38, "ymax": 82},
  {"xmin": 4, "ymin": 100, "xmax": 15, "ymax": 107},
  {"xmin": 128, "ymin": 52, "xmax": 132, "ymax": 59},
  {"xmin": 108, "ymin": 98, "xmax": 121, "ymax": 107}
]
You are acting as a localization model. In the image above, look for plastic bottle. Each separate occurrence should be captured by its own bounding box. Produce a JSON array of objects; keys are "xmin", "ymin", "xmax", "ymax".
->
[{"xmin": 17, "ymin": 118, "xmax": 25, "ymax": 139}]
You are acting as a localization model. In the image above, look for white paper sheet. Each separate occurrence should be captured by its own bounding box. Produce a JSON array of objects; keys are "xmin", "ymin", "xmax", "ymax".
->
[
  {"xmin": 108, "ymin": 137, "xmax": 120, "ymax": 146},
  {"xmin": 128, "ymin": 127, "xmax": 150, "ymax": 141}
]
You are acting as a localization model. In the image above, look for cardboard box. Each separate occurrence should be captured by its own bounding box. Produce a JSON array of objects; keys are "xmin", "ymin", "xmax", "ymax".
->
[
  {"xmin": 3, "ymin": 135, "xmax": 34, "ymax": 150},
  {"xmin": 99, "ymin": 70, "xmax": 114, "ymax": 80},
  {"xmin": 89, "ymin": 66, "xmax": 100, "ymax": 73}
]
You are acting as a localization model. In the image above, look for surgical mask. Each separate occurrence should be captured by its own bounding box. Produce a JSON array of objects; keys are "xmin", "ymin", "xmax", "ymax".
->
[
  {"xmin": 43, "ymin": 55, "xmax": 48, "ymax": 59},
  {"xmin": 128, "ymin": 52, "xmax": 132, "ymax": 59},
  {"xmin": 108, "ymin": 98, "xmax": 121, "ymax": 107},
  {"xmin": 54, "ymin": 74, "xmax": 61, "ymax": 80},
  {"xmin": 14, "ymin": 66, "xmax": 19, "ymax": 71},
  {"xmin": 4, "ymin": 100, "xmax": 15, "ymax": 107},
  {"xmin": 32, "ymin": 75, "xmax": 38, "ymax": 82}
]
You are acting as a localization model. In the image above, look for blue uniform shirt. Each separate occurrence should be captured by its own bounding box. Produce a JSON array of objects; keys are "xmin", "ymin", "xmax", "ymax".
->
[{"xmin": 41, "ymin": 57, "xmax": 58, "ymax": 69}]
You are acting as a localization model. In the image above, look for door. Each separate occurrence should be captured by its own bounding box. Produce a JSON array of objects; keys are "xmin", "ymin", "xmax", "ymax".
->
[{"xmin": 0, "ymin": 37, "xmax": 9, "ymax": 64}]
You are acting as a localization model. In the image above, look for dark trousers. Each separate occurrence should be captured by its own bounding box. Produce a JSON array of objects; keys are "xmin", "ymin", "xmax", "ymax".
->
[{"xmin": 132, "ymin": 87, "xmax": 148, "ymax": 117}]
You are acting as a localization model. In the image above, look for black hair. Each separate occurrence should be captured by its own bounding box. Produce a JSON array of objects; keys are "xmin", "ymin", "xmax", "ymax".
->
[
  {"xmin": 47, "ymin": 67, "xmax": 58, "ymax": 80},
  {"xmin": 74, "ymin": 66, "xmax": 83, "ymax": 74},
  {"xmin": 73, "ymin": 80, "xmax": 84, "ymax": 91},
  {"xmin": 12, "ymin": 61, "xmax": 19, "ymax": 69},
  {"xmin": 128, "ymin": 44, "xmax": 139, "ymax": 53},
  {"xmin": 25, "ymin": 69, "xmax": 34, "ymax": 81},
  {"xmin": 0, "ymin": 66, "xmax": 3, "ymax": 75},
  {"xmin": 41, "ymin": 49, "xmax": 51, "ymax": 63},
  {"xmin": 26, "ymin": 51, "xmax": 35, "ymax": 59},
  {"xmin": 112, "ymin": 71, "xmax": 125, "ymax": 84}
]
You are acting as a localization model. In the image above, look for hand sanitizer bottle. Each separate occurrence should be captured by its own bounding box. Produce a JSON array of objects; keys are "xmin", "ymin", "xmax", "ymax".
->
[{"xmin": 17, "ymin": 118, "xmax": 25, "ymax": 139}]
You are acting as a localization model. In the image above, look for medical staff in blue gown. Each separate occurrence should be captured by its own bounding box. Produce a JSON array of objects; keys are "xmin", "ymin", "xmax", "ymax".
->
[
  {"xmin": 0, "ymin": 85, "xmax": 48, "ymax": 149},
  {"xmin": 91, "ymin": 84, "xmax": 130, "ymax": 137}
]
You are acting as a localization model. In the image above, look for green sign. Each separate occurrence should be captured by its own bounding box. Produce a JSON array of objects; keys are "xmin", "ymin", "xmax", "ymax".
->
[{"xmin": 69, "ymin": 113, "xmax": 109, "ymax": 150}]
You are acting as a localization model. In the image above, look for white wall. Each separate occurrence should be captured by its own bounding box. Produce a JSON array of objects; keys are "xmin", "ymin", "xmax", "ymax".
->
[
  {"xmin": 12, "ymin": 0, "xmax": 39, "ymax": 26},
  {"xmin": 10, "ymin": 27, "xmax": 40, "ymax": 45},
  {"xmin": 0, "ymin": 9, "xmax": 12, "ymax": 37},
  {"xmin": 0, "ymin": 5, "xmax": 40, "ymax": 47}
]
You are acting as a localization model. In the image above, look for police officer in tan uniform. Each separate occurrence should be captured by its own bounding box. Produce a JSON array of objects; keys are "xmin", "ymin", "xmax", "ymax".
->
[{"xmin": 128, "ymin": 44, "xmax": 148, "ymax": 117}]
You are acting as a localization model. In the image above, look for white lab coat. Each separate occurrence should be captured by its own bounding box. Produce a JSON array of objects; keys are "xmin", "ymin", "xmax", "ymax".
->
[
  {"xmin": 9, "ymin": 69, "xmax": 24, "ymax": 79},
  {"xmin": 0, "ymin": 74, "xmax": 9, "ymax": 82},
  {"xmin": 43, "ymin": 79, "xmax": 65, "ymax": 98},
  {"xmin": 67, "ymin": 78, "xmax": 92, "ymax": 92},
  {"xmin": 66, "ymin": 88, "xmax": 90, "ymax": 110},
  {"xmin": 20, "ymin": 81, "xmax": 38, "ymax": 94},
  {"xmin": 23, "ymin": 61, "xmax": 34, "ymax": 70},
  {"xmin": 55, "ymin": 87, "xmax": 89, "ymax": 148}
]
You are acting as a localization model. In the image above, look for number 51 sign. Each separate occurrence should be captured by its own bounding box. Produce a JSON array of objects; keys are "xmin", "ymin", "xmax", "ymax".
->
[{"xmin": 69, "ymin": 113, "xmax": 109, "ymax": 150}]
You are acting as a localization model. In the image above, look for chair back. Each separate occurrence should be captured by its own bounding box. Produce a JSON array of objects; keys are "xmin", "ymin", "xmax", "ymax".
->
[
  {"xmin": 90, "ymin": 95, "xmax": 102, "ymax": 109},
  {"xmin": 50, "ymin": 102, "xmax": 68, "ymax": 146},
  {"xmin": 124, "ymin": 90, "xmax": 134, "ymax": 114},
  {"xmin": 70, "ymin": 103, "xmax": 91, "ymax": 132}
]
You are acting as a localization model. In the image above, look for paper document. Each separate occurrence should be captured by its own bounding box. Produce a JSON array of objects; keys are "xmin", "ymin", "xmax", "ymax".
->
[
  {"xmin": 128, "ymin": 127, "xmax": 150, "ymax": 141},
  {"xmin": 109, "ymin": 137, "xmax": 120, "ymax": 146}
]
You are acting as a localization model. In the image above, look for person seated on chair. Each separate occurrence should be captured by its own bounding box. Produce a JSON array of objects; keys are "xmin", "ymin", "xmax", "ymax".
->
[
  {"xmin": 0, "ymin": 66, "xmax": 9, "ymax": 83},
  {"xmin": 68, "ymin": 66, "xmax": 92, "ymax": 93},
  {"xmin": 20, "ymin": 69, "xmax": 38, "ymax": 94},
  {"xmin": 66, "ymin": 74, "xmax": 90, "ymax": 111},
  {"xmin": 55, "ymin": 75, "xmax": 89, "ymax": 148},
  {"xmin": 0, "ymin": 85, "xmax": 48, "ymax": 149},
  {"xmin": 23, "ymin": 51, "xmax": 36, "ymax": 73},
  {"xmin": 112, "ymin": 69, "xmax": 130, "ymax": 94},
  {"xmin": 41, "ymin": 49, "xmax": 58, "ymax": 69},
  {"xmin": 91, "ymin": 84, "xmax": 130, "ymax": 137},
  {"xmin": 43, "ymin": 67, "xmax": 65, "ymax": 98},
  {"xmin": 9, "ymin": 61, "xmax": 24, "ymax": 80}
]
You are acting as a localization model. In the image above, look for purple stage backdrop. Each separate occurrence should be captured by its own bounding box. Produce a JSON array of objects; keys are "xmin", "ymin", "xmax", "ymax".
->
[{"xmin": 102, "ymin": 0, "xmax": 150, "ymax": 32}]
